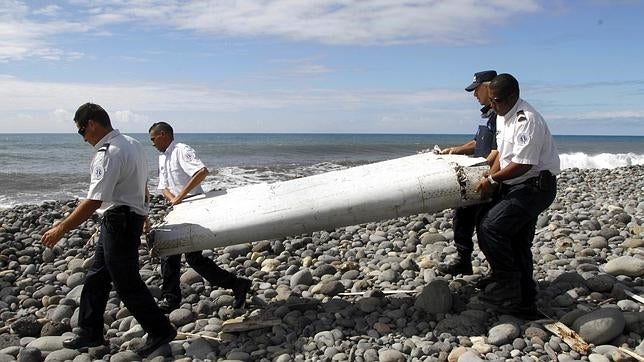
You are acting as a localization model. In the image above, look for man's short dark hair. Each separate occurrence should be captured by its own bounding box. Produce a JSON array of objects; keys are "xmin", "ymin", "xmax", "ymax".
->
[
  {"xmin": 489, "ymin": 73, "xmax": 520, "ymax": 99},
  {"xmin": 74, "ymin": 103, "xmax": 111, "ymax": 128},
  {"xmin": 149, "ymin": 122, "xmax": 174, "ymax": 138}
]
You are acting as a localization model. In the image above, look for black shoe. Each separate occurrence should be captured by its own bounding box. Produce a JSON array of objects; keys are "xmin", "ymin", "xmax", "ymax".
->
[
  {"xmin": 478, "ymin": 281, "xmax": 522, "ymax": 306},
  {"xmin": 232, "ymin": 278, "xmax": 252, "ymax": 309},
  {"xmin": 158, "ymin": 297, "xmax": 180, "ymax": 314},
  {"xmin": 504, "ymin": 303, "xmax": 545, "ymax": 320},
  {"xmin": 62, "ymin": 334, "xmax": 106, "ymax": 349},
  {"xmin": 136, "ymin": 330, "xmax": 177, "ymax": 357},
  {"xmin": 437, "ymin": 254, "xmax": 473, "ymax": 275},
  {"xmin": 474, "ymin": 274, "xmax": 496, "ymax": 289}
]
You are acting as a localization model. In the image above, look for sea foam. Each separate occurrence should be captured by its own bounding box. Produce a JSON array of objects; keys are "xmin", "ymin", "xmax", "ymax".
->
[{"xmin": 560, "ymin": 152, "xmax": 644, "ymax": 170}]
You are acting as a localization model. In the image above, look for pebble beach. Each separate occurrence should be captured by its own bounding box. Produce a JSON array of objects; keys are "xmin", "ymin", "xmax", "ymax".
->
[{"xmin": 0, "ymin": 165, "xmax": 643, "ymax": 362}]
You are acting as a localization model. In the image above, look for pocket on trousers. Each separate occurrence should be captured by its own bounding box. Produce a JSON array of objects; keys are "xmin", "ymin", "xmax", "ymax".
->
[{"xmin": 103, "ymin": 212, "xmax": 127, "ymax": 234}]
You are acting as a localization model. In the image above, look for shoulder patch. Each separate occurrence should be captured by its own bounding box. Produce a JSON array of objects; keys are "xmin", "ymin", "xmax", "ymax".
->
[
  {"xmin": 517, "ymin": 132, "xmax": 530, "ymax": 146},
  {"xmin": 184, "ymin": 148, "xmax": 196, "ymax": 162},
  {"xmin": 516, "ymin": 110, "xmax": 527, "ymax": 122},
  {"xmin": 92, "ymin": 164, "xmax": 105, "ymax": 181}
]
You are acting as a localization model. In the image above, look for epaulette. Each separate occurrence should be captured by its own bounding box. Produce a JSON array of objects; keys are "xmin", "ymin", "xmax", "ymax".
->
[
  {"xmin": 516, "ymin": 110, "xmax": 527, "ymax": 122},
  {"xmin": 97, "ymin": 143, "xmax": 110, "ymax": 153}
]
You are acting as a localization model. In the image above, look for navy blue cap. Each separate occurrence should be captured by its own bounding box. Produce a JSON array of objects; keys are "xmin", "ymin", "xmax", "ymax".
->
[{"xmin": 465, "ymin": 70, "xmax": 497, "ymax": 92}]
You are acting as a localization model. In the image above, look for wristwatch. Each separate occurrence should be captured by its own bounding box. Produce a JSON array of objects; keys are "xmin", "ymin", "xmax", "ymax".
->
[{"xmin": 487, "ymin": 174, "xmax": 498, "ymax": 185}]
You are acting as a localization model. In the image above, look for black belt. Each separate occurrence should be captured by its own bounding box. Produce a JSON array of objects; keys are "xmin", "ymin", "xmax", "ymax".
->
[
  {"xmin": 517, "ymin": 170, "xmax": 556, "ymax": 191},
  {"xmin": 105, "ymin": 205, "xmax": 144, "ymax": 218}
]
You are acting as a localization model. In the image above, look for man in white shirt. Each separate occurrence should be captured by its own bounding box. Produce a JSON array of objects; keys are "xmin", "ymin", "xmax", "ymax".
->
[
  {"xmin": 42, "ymin": 103, "xmax": 176, "ymax": 357},
  {"xmin": 149, "ymin": 122, "xmax": 251, "ymax": 312},
  {"xmin": 476, "ymin": 74, "xmax": 560, "ymax": 318}
]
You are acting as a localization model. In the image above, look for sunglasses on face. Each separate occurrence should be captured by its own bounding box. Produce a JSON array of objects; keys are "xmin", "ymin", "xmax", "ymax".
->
[
  {"xmin": 77, "ymin": 121, "xmax": 88, "ymax": 136},
  {"xmin": 490, "ymin": 97, "xmax": 504, "ymax": 104}
]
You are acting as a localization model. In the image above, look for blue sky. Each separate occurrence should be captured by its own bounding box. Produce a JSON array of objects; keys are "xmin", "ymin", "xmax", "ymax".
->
[{"xmin": 1, "ymin": 0, "xmax": 643, "ymax": 135}]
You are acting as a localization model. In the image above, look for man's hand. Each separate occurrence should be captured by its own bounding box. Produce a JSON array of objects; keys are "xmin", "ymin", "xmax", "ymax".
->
[
  {"xmin": 476, "ymin": 176, "xmax": 497, "ymax": 201},
  {"xmin": 40, "ymin": 199, "xmax": 101, "ymax": 249},
  {"xmin": 440, "ymin": 147, "xmax": 456, "ymax": 155},
  {"xmin": 41, "ymin": 225, "xmax": 65, "ymax": 248},
  {"xmin": 170, "ymin": 196, "xmax": 183, "ymax": 206}
]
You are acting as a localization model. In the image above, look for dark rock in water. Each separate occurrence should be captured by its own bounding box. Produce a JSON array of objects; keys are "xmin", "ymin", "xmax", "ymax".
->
[{"xmin": 10, "ymin": 316, "xmax": 41, "ymax": 337}]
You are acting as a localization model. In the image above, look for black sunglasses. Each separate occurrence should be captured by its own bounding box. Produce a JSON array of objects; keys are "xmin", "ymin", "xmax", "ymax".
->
[
  {"xmin": 77, "ymin": 120, "xmax": 88, "ymax": 136},
  {"xmin": 490, "ymin": 97, "xmax": 504, "ymax": 104}
]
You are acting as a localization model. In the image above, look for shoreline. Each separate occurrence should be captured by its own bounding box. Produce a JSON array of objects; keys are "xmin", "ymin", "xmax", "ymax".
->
[{"xmin": 0, "ymin": 165, "xmax": 643, "ymax": 361}]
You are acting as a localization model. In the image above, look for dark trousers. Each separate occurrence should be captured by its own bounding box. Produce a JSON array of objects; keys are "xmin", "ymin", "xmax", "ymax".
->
[
  {"xmin": 78, "ymin": 208, "xmax": 174, "ymax": 337},
  {"xmin": 452, "ymin": 205, "xmax": 481, "ymax": 256},
  {"xmin": 161, "ymin": 251, "xmax": 237, "ymax": 301},
  {"xmin": 476, "ymin": 180, "xmax": 556, "ymax": 304}
]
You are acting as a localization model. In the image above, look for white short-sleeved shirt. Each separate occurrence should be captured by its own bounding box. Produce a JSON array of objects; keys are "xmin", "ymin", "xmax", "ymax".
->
[
  {"xmin": 157, "ymin": 141, "xmax": 206, "ymax": 196},
  {"xmin": 87, "ymin": 129, "xmax": 149, "ymax": 215},
  {"xmin": 496, "ymin": 98, "xmax": 560, "ymax": 185}
]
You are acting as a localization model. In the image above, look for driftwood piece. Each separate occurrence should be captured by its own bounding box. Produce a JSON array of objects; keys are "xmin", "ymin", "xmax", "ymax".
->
[
  {"xmin": 617, "ymin": 347, "xmax": 644, "ymax": 362},
  {"xmin": 221, "ymin": 317, "xmax": 281, "ymax": 333},
  {"xmin": 543, "ymin": 321, "xmax": 590, "ymax": 355},
  {"xmin": 177, "ymin": 332, "xmax": 221, "ymax": 342}
]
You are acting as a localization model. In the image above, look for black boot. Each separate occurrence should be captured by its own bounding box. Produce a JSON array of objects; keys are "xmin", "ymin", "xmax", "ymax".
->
[
  {"xmin": 63, "ymin": 332, "xmax": 106, "ymax": 349},
  {"xmin": 478, "ymin": 274, "xmax": 522, "ymax": 306},
  {"xmin": 474, "ymin": 273, "xmax": 496, "ymax": 289},
  {"xmin": 232, "ymin": 277, "xmax": 252, "ymax": 309},
  {"xmin": 158, "ymin": 295, "xmax": 180, "ymax": 314},
  {"xmin": 437, "ymin": 253, "xmax": 473, "ymax": 275}
]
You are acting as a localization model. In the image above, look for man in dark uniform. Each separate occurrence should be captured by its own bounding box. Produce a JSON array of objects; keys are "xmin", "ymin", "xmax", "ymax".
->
[
  {"xmin": 41, "ymin": 103, "xmax": 176, "ymax": 357},
  {"xmin": 437, "ymin": 70, "xmax": 498, "ymax": 276},
  {"xmin": 476, "ymin": 74, "xmax": 560, "ymax": 317}
]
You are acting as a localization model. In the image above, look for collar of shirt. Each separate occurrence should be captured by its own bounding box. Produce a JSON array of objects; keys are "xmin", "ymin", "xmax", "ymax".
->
[
  {"xmin": 163, "ymin": 140, "xmax": 177, "ymax": 157},
  {"xmin": 496, "ymin": 98, "xmax": 523, "ymax": 125},
  {"xmin": 93, "ymin": 129, "xmax": 120, "ymax": 152},
  {"xmin": 480, "ymin": 105, "xmax": 496, "ymax": 119}
]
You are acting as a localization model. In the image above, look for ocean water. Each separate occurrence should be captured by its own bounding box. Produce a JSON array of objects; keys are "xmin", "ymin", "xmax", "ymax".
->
[{"xmin": 1, "ymin": 133, "xmax": 643, "ymax": 208}]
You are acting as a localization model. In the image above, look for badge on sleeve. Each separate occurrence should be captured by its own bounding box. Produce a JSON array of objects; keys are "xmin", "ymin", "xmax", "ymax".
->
[
  {"xmin": 517, "ymin": 132, "xmax": 530, "ymax": 146},
  {"xmin": 184, "ymin": 149, "xmax": 196, "ymax": 162},
  {"xmin": 91, "ymin": 151, "xmax": 106, "ymax": 181},
  {"xmin": 93, "ymin": 165, "xmax": 105, "ymax": 181}
]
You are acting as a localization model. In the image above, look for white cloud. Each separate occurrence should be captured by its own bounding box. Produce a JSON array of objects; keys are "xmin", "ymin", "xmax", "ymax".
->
[
  {"xmin": 1, "ymin": 0, "xmax": 542, "ymax": 62},
  {"xmin": 549, "ymin": 110, "xmax": 644, "ymax": 121},
  {"xmin": 33, "ymin": 5, "xmax": 63, "ymax": 17},
  {"xmin": 0, "ymin": 75, "xmax": 471, "ymax": 132},
  {"xmin": 51, "ymin": 108, "xmax": 73, "ymax": 123},
  {"xmin": 0, "ymin": 75, "xmax": 463, "ymax": 113},
  {"xmin": 169, "ymin": 0, "xmax": 541, "ymax": 45},
  {"xmin": 0, "ymin": 1, "xmax": 88, "ymax": 61},
  {"xmin": 112, "ymin": 110, "xmax": 151, "ymax": 125}
]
